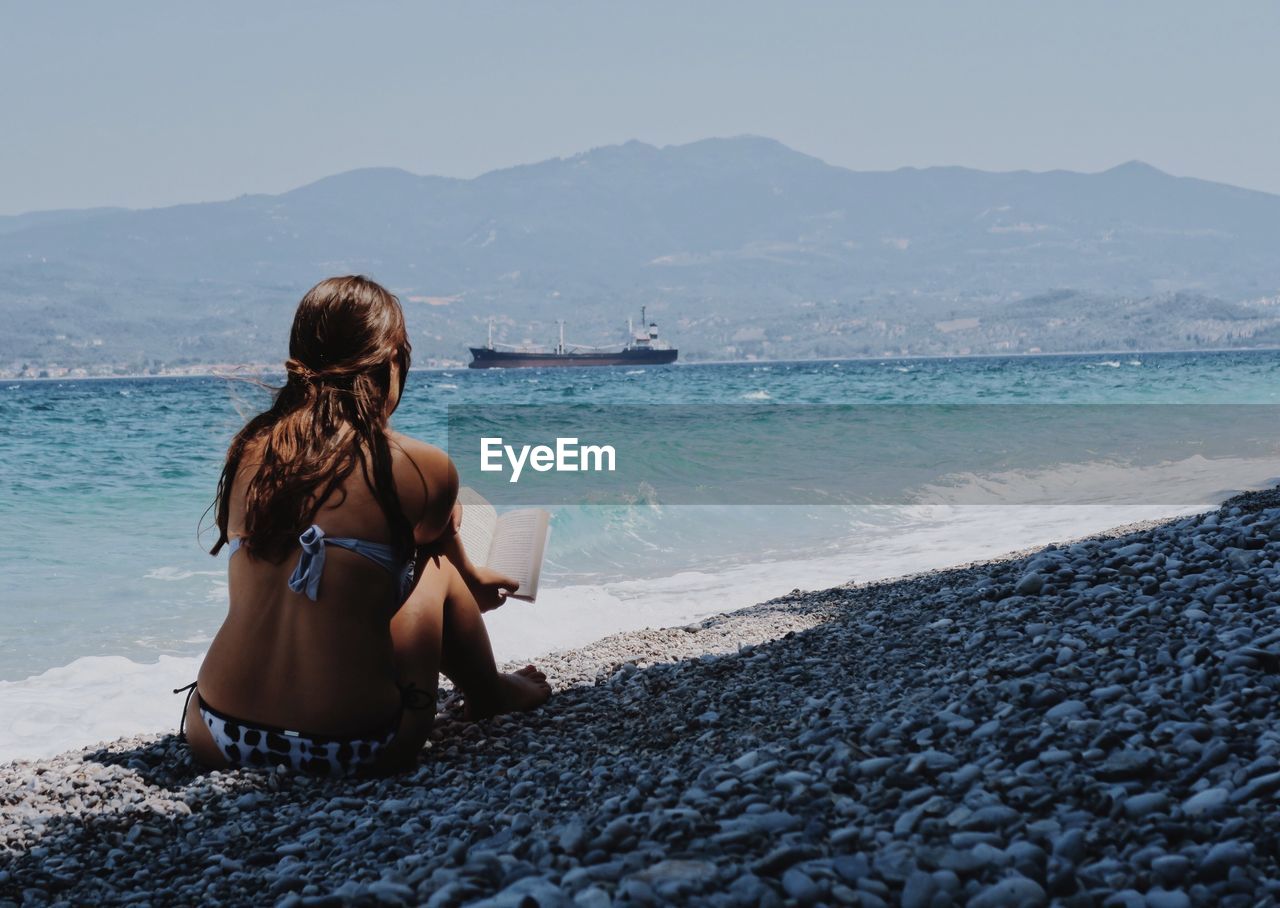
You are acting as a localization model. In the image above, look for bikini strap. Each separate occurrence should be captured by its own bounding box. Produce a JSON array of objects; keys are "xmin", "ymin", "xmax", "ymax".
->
[
  {"xmin": 173, "ymin": 681, "xmax": 198, "ymax": 740},
  {"xmin": 288, "ymin": 525, "xmax": 327, "ymax": 600}
]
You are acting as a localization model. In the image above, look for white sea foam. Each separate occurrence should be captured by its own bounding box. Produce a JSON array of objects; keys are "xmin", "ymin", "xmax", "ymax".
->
[
  {"xmin": 742, "ymin": 390, "xmax": 771, "ymax": 400},
  {"xmin": 144, "ymin": 567, "xmax": 223, "ymax": 582},
  {"xmin": 0, "ymin": 654, "xmax": 203, "ymax": 763}
]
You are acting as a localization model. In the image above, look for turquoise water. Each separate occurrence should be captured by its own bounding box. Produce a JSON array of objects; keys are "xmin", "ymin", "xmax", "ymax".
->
[{"xmin": 2, "ymin": 351, "xmax": 1278, "ymax": 685}]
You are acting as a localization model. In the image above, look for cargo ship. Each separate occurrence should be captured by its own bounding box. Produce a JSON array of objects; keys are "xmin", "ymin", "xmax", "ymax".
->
[{"xmin": 468, "ymin": 308, "xmax": 678, "ymax": 369}]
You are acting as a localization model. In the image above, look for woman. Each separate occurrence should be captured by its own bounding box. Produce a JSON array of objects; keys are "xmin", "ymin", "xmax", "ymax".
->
[{"xmin": 181, "ymin": 275, "xmax": 551, "ymax": 777}]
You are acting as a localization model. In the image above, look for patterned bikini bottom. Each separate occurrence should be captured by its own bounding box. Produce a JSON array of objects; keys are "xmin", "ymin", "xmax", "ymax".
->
[{"xmin": 178, "ymin": 684, "xmax": 399, "ymax": 777}]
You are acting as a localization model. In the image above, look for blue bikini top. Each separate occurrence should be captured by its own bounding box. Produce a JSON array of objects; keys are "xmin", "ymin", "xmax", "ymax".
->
[{"xmin": 228, "ymin": 525, "xmax": 414, "ymax": 602}]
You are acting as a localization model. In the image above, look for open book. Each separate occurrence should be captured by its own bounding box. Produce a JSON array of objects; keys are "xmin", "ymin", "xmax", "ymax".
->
[{"xmin": 455, "ymin": 487, "xmax": 551, "ymax": 602}]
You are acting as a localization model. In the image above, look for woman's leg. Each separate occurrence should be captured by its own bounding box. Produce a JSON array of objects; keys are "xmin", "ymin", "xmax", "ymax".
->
[
  {"xmin": 184, "ymin": 691, "xmax": 230, "ymax": 770},
  {"xmin": 434, "ymin": 555, "xmax": 551, "ymax": 719},
  {"xmin": 379, "ymin": 555, "xmax": 551, "ymax": 771},
  {"xmin": 377, "ymin": 557, "xmax": 448, "ymax": 772}
]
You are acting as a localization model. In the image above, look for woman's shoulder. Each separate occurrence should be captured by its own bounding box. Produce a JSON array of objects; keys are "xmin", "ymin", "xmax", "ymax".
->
[
  {"xmin": 388, "ymin": 431, "xmax": 450, "ymax": 474},
  {"xmin": 387, "ymin": 432, "xmax": 458, "ymax": 535},
  {"xmin": 387, "ymin": 432, "xmax": 457, "ymax": 498}
]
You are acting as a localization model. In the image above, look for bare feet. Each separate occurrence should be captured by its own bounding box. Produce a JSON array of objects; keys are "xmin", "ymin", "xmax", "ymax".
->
[{"xmin": 465, "ymin": 665, "xmax": 552, "ymax": 720}]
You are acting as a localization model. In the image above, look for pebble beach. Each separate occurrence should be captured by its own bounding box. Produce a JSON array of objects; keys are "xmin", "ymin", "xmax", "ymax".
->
[{"xmin": 3, "ymin": 491, "xmax": 1280, "ymax": 907}]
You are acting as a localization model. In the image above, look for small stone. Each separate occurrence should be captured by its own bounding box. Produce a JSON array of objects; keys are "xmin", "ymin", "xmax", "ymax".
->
[
  {"xmin": 1053, "ymin": 828, "xmax": 1087, "ymax": 864},
  {"xmin": 900, "ymin": 870, "xmax": 937, "ymax": 908},
  {"xmin": 558, "ymin": 822, "xmax": 587, "ymax": 854},
  {"xmin": 1123, "ymin": 792, "xmax": 1168, "ymax": 819},
  {"xmin": 858, "ymin": 757, "xmax": 896, "ymax": 777},
  {"xmin": 1091, "ymin": 685, "xmax": 1126, "ymax": 702},
  {"xmin": 1199, "ymin": 840, "xmax": 1249, "ymax": 877},
  {"xmin": 1149, "ymin": 855, "xmax": 1191, "ymax": 886},
  {"xmin": 1015, "ymin": 572, "xmax": 1046, "ymax": 595},
  {"xmin": 727, "ymin": 874, "xmax": 770, "ymax": 905},
  {"xmin": 367, "ymin": 881, "xmax": 415, "ymax": 905},
  {"xmin": 629, "ymin": 859, "xmax": 715, "ymax": 890},
  {"xmin": 962, "ymin": 804, "xmax": 1019, "ymax": 830},
  {"xmin": 1229, "ymin": 770, "xmax": 1280, "ymax": 803},
  {"xmin": 967, "ymin": 876, "xmax": 1046, "ymax": 908},
  {"xmin": 1144, "ymin": 888, "xmax": 1191, "ymax": 908},
  {"xmin": 1044, "ymin": 699, "xmax": 1086, "ymax": 721},
  {"xmin": 1097, "ymin": 749, "xmax": 1157, "ymax": 781},
  {"xmin": 714, "ymin": 811, "xmax": 801, "ymax": 843},
  {"xmin": 781, "ymin": 868, "xmax": 821, "ymax": 904},
  {"xmin": 751, "ymin": 844, "xmax": 820, "ymax": 875},
  {"xmin": 1181, "ymin": 788, "xmax": 1228, "ymax": 816},
  {"xmin": 833, "ymin": 854, "xmax": 871, "ymax": 883},
  {"xmin": 573, "ymin": 887, "xmax": 611, "ymax": 908}
]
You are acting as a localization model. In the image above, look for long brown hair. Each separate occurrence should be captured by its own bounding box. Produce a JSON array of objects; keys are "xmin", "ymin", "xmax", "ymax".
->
[{"xmin": 211, "ymin": 275, "xmax": 414, "ymax": 562}]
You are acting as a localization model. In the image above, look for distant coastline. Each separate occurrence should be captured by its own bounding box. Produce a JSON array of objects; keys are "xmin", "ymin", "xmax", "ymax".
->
[{"xmin": 7, "ymin": 344, "xmax": 1280, "ymax": 383}]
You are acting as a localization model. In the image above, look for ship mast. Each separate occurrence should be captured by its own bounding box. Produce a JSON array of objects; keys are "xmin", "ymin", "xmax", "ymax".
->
[
  {"xmin": 556, "ymin": 320, "xmax": 565, "ymax": 355},
  {"xmin": 487, "ymin": 318, "xmax": 494, "ymax": 350}
]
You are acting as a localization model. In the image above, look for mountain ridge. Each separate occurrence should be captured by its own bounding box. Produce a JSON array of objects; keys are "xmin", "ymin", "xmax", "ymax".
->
[{"xmin": 4, "ymin": 136, "xmax": 1280, "ymax": 376}]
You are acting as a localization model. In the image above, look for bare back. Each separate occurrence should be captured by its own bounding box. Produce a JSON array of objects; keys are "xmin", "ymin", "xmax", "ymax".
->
[{"xmin": 196, "ymin": 431, "xmax": 455, "ymax": 736}]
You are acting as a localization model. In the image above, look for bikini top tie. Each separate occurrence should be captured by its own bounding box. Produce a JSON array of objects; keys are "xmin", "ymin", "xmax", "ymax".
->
[{"xmin": 228, "ymin": 526, "xmax": 414, "ymax": 602}]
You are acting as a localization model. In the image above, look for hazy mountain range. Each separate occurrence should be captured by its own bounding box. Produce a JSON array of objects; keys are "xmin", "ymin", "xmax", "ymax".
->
[{"xmin": 5, "ymin": 136, "xmax": 1280, "ymax": 376}]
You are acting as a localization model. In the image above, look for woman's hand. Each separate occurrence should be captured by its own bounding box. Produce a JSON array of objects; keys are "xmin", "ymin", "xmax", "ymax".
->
[{"xmin": 466, "ymin": 566, "xmax": 520, "ymax": 612}]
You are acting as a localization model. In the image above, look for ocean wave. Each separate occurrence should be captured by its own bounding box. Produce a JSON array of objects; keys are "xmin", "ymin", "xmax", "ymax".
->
[
  {"xmin": 144, "ymin": 567, "xmax": 223, "ymax": 582},
  {"xmin": 742, "ymin": 390, "xmax": 771, "ymax": 400},
  {"xmin": 0, "ymin": 654, "xmax": 203, "ymax": 763},
  {"xmin": 913, "ymin": 454, "xmax": 1270, "ymax": 507}
]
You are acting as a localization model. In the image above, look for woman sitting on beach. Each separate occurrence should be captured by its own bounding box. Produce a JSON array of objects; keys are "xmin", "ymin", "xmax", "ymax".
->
[{"xmin": 180, "ymin": 275, "xmax": 551, "ymax": 777}]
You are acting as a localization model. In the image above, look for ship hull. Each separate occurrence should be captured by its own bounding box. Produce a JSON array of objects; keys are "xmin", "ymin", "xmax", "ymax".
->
[{"xmin": 468, "ymin": 348, "xmax": 678, "ymax": 369}]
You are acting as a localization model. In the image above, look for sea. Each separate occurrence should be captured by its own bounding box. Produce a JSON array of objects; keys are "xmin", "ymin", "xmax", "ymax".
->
[{"xmin": 2, "ymin": 351, "xmax": 1278, "ymax": 762}]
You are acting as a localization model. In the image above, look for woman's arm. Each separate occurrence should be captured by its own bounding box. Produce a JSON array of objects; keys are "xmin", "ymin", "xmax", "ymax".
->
[{"xmin": 393, "ymin": 433, "xmax": 519, "ymax": 610}]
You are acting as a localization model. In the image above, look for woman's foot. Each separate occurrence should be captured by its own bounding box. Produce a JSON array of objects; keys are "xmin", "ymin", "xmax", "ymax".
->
[{"xmin": 466, "ymin": 665, "xmax": 552, "ymax": 720}]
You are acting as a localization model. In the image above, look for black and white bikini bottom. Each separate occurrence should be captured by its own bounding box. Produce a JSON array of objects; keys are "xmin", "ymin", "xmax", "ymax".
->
[{"xmin": 176, "ymin": 683, "xmax": 398, "ymax": 777}]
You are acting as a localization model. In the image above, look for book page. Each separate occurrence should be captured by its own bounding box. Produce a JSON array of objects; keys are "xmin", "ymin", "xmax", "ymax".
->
[
  {"xmin": 456, "ymin": 487, "xmax": 498, "ymax": 566},
  {"xmin": 488, "ymin": 508, "xmax": 551, "ymax": 601}
]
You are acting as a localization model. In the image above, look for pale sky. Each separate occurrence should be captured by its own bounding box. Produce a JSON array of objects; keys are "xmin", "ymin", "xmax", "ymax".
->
[{"xmin": 3, "ymin": 1, "xmax": 1278, "ymax": 215}]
